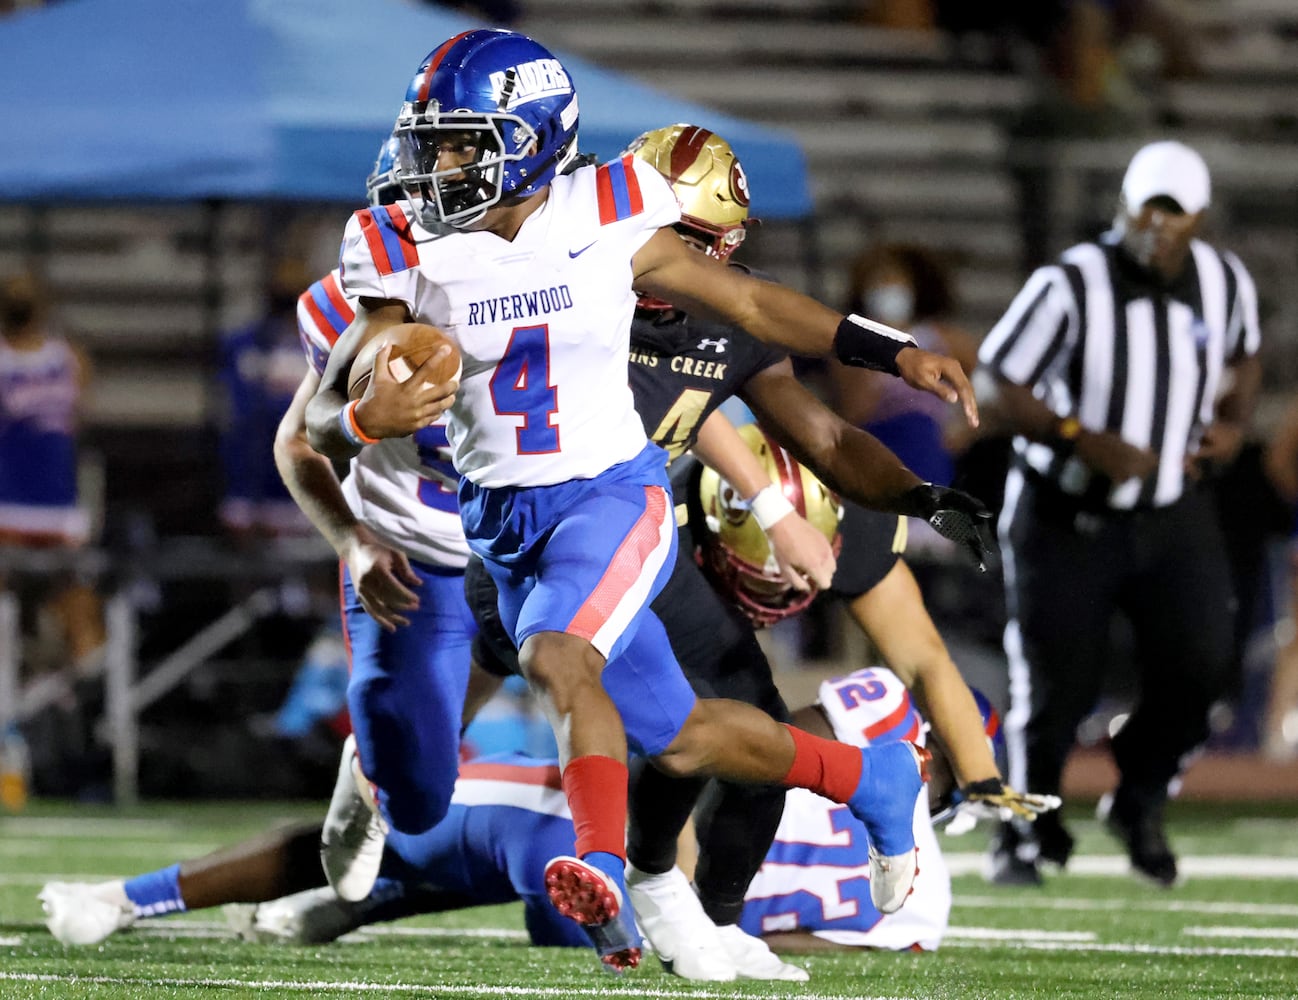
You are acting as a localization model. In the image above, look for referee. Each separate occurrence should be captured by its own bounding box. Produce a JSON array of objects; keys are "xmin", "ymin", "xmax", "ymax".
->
[{"xmin": 975, "ymin": 141, "xmax": 1262, "ymax": 887}]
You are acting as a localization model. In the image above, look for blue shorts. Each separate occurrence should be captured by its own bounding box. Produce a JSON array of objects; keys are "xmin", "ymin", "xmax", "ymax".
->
[
  {"xmin": 341, "ymin": 560, "xmax": 476, "ymax": 836},
  {"xmin": 459, "ymin": 443, "xmax": 697, "ymax": 756}
]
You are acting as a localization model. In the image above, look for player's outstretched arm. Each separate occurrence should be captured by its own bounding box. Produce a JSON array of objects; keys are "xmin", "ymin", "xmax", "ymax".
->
[
  {"xmin": 845, "ymin": 560, "xmax": 1000, "ymax": 787},
  {"xmin": 632, "ymin": 229, "xmax": 977, "ymax": 427},
  {"xmin": 743, "ymin": 362, "xmax": 999, "ymax": 571}
]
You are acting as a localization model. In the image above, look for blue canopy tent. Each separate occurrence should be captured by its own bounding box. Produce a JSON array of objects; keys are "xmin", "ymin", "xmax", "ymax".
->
[{"xmin": 0, "ymin": 0, "xmax": 811, "ymax": 218}]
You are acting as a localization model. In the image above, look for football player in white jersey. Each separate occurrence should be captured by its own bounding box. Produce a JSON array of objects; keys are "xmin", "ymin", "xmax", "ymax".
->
[{"xmin": 304, "ymin": 29, "xmax": 995, "ymax": 971}]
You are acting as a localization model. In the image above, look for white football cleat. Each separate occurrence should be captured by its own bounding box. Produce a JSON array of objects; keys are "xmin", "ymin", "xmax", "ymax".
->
[
  {"xmin": 39, "ymin": 881, "xmax": 135, "ymax": 946},
  {"xmin": 228, "ymin": 887, "xmax": 364, "ymax": 944},
  {"xmin": 715, "ymin": 923, "xmax": 810, "ymax": 982},
  {"xmin": 320, "ymin": 733, "xmax": 388, "ymax": 902},
  {"xmin": 625, "ymin": 864, "xmax": 735, "ymax": 981},
  {"xmin": 869, "ymin": 844, "xmax": 920, "ymax": 914}
]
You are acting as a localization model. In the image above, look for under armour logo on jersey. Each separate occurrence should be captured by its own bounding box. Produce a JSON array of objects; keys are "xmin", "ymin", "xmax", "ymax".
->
[{"xmin": 697, "ymin": 338, "xmax": 728, "ymax": 353}]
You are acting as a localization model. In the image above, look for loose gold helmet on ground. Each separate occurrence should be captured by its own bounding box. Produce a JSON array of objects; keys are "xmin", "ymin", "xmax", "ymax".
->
[
  {"xmin": 697, "ymin": 423, "xmax": 843, "ymax": 627},
  {"xmin": 624, "ymin": 123, "xmax": 753, "ymax": 260}
]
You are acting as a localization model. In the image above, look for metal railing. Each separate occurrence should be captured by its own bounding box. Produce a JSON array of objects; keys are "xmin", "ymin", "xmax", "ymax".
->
[{"xmin": 1, "ymin": 538, "xmax": 335, "ymax": 804}]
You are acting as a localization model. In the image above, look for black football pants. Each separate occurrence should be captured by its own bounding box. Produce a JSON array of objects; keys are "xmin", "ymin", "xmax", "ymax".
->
[{"xmin": 1000, "ymin": 471, "xmax": 1236, "ymax": 805}]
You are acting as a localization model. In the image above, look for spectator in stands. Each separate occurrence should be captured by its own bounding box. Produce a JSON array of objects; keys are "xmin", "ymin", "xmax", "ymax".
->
[
  {"xmin": 830, "ymin": 242, "xmax": 979, "ymax": 492},
  {"xmin": 216, "ymin": 256, "xmax": 315, "ymax": 540},
  {"xmin": 1262, "ymin": 399, "xmax": 1298, "ymax": 761},
  {"xmin": 0, "ymin": 270, "xmax": 103, "ymax": 672}
]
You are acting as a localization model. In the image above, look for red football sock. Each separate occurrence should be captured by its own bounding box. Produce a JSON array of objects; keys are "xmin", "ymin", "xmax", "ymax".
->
[
  {"xmin": 561, "ymin": 755, "xmax": 629, "ymax": 860},
  {"xmin": 782, "ymin": 724, "xmax": 863, "ymax": 804}
]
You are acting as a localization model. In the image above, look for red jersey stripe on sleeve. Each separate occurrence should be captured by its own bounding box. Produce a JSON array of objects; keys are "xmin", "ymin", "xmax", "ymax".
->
[
  {"xmin": 358, "ymin": 209, "xmax": 395, "ymax": 275},
  {"xmin": 321, "ymin": 273, "xmax": 355, "ymax": 329},
  {"xmin": 595, "ymin": 156, "xmax": 646, "ymax": 226},
  {"xmin": 595, "ymin": 163, "xmax": 618, "ymax": 225},
  {"xmin": 382, "ymin": 205, "xmax": 421, "ymax": 271},
  {"xmin": 620, "ymin": 153, "xmax": 644, "ymax": 216}
]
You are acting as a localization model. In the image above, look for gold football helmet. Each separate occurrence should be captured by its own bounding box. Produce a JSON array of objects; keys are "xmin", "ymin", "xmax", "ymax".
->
[
  {"xmin": 696, "ymin": 423, "xmax": 843, "ymax": 627},
  {"xmin": 624, "ymin": 124, "xmax": 753, "ymax": 260}
]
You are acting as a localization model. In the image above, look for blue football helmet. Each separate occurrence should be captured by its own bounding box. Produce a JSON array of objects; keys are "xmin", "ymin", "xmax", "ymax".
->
[
  {"xmin": 365, "ymin": 135, "xmax": 403, "ymax": 208},
  {"xmin": 394, "ymin": 29, "xmax": 580, "ymax": 228},
  {"xmin": 930, "ymin": 686, "xmax": 1005, "ymax": 825}
]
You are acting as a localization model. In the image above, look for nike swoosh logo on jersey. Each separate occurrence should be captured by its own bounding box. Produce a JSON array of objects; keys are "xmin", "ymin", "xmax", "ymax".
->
[{"xmin": 568, "ymin": 241, "xmax": 597, "ymax": 258}]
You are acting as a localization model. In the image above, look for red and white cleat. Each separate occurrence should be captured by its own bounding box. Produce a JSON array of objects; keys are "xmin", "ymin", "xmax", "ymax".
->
[{"xmin": 544, "ymin": 856, "xmax": 642, "ymax": 972}]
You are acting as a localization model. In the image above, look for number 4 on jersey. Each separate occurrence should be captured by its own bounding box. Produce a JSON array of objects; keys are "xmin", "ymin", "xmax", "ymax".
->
[{"xmin": 490, "ymin": 324, "xmax": 560, "ymax": 454}]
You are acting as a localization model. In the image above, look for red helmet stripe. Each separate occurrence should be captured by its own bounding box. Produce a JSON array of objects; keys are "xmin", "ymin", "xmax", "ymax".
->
[
  {"xmin": 763, "ymin": 430, "xmax": 805, "ymax": 516},
  {"xmin": 667, "ymin": 127, "xmax": 713, "ymax": 185},
  {"xmin": 418, "ymin": 30, "xmax": 476, "ymax": 101}
]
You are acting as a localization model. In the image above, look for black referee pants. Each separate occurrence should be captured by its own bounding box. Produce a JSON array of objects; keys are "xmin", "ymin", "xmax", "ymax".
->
[{"xmin": 1000, "ymin": 469, "xmax": 1236, "ymax": 804}]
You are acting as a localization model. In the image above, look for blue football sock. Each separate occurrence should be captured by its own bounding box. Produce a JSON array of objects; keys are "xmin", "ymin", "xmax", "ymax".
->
[
  {"xmin": 123, "ymin": 863, "xmax": 185, "ymax": 918},
  {"xmin": 581, "ymin": 850, "xmax": 627, "ymax": 892}
]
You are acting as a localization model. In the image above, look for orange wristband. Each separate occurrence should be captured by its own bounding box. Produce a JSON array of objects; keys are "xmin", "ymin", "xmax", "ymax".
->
[{"xmin": 340, "ymin": 400, "xmax": 380, "ymax": 446}]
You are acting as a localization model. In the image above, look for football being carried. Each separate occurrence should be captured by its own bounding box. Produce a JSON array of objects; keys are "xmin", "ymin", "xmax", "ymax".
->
[{"xmin": 347, "ymin": 322, "xmax": 461, "ymax": 401}]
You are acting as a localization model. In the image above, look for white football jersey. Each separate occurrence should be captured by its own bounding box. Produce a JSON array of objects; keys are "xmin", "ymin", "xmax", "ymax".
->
[
  {"xmin": 337, "ymin": 155, "xmax": 681, "ymax": 488},
  {"xmin": 297, "ymin": 270, "xmax": 469, "ymax": 569},
  {"xmin": 740, "ymin": 667, "xmax": 951, "ymax": 950}
]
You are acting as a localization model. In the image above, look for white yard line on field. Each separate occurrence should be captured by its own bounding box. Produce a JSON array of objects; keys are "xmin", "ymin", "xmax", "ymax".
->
[
  {"xmin": 0, "ymin": 817, "xmax": 191, "ymax": 837},
  {"xmin": 945, "ymin": 852, "xmax": 1298, "ymax": 879},
  {"xmin": 1183, "ymin": 926, "xmax": 1298, "ymax": 940},
  {"xmin": 945, "ymin": 927, "xmax": 1096, "ymax": 941},
  {"xmin": 943, "ymin": 938, "xmax": 1298, "ymax": 959},
  {"xmin": 956, "ymin": 895, "xmax": 1298, "ymax": 918},
  {"xmin": 0, "ymin": 972, "xmax": 914, "ymax": 1000},
  {"xmin": 0, "ymin": 840, "xmax": 218, "ymax": 858}
]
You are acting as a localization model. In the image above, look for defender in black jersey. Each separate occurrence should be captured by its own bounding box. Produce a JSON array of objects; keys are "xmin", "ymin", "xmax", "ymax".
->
[{"xmin": 465, "ymin": 126, "xmax": 1054, "ymax": 982}]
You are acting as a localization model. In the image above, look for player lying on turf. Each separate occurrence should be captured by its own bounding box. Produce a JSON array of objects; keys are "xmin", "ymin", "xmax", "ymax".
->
[{"xmin": 39, "ymin": 666, "xmax": 999, "ymax": 958}]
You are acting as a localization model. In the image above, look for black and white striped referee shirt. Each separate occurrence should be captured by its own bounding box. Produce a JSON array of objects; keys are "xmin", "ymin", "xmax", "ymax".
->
[{"xmin": 978, "ymin": 234, "xmax": 1260, "ymax": 510}]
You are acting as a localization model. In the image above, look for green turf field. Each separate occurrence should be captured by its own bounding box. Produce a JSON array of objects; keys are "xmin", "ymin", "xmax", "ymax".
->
[{"xmin": 2, "ymin": 798, "xmax": 1297, "ymax": 999}]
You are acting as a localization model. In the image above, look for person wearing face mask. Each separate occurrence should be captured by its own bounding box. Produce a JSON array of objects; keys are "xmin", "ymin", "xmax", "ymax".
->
[
  {"xmin": 974, "ymin": 140, "xmax": 1262, "ymax": 889},
  {"xmin": 0, "ymin": 270, "xmax": 104, "ymax": 681},
  {"xmin": 831, "ymin": 244, "xmax": 980, "ymax": 492}
]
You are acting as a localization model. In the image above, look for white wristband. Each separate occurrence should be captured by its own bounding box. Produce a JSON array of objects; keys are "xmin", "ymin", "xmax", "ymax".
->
[{"xmin": 749, "ymin": 485, "xmax": 796, "ymax": 531}]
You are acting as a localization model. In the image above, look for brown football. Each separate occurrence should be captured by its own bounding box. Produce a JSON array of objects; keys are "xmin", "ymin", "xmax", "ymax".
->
[{"xmin": 347, "ymin": 323, "xmax": 461, "ymax": 401}]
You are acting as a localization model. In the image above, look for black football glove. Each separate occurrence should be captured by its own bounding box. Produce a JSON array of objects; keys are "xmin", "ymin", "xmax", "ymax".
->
[{"xmin": 901, "ymin": 483, "xmax": 1000, "ymax": 572}]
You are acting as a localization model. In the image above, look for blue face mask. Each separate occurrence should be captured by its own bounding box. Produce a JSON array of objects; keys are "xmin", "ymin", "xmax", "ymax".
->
[{"xmin": 864, "ymin": 284, "xmax": 914, "ymax": 327}]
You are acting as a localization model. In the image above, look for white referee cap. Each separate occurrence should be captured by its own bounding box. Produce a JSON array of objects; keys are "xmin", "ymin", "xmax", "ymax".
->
[{"xmin": 1121, "ymin": 140, "xmax": 1211, "ymax": 215}]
